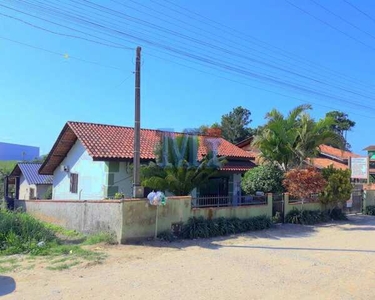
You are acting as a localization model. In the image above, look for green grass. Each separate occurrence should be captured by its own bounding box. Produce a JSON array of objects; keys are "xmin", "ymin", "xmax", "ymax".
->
[
  {"xmin": 0, "ymin": 210, "xmax": 115, "ymax": 272},
  {"xmin": 82, "ymin": 232, "xmax": 117, "ymax": 245},
  {"xmin": 43, "ymin": 223, "xmax": 82, "ymax": 238},
  {"xmin": 46, "ymin": 260, "xmax": 80, "ymax": 271}
]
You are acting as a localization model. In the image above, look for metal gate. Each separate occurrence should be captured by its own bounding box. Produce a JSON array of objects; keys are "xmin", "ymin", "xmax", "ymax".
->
[
  {"xmin": 272, "ymin": 193, "xmax": 284, "ymax": 222},
  {"xmin": 343, "ymin": 184, "xmax": 363, "ymax": 214}
]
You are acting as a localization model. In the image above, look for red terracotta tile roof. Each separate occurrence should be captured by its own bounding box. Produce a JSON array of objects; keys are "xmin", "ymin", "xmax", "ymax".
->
[
  {"xmin": 319, "ymin": 144, "xmax": 360, "ymax": 160},
  {"xmin": 67, "ymin": 121, "xmax": 254, "ymax": 160},
  {"xmin": 307, "ymin": 158, "xmax": 348, "ymax": 170},
  {"xmin": 40, "ymin": 121, "xmax": 254, "ymax": 174}
]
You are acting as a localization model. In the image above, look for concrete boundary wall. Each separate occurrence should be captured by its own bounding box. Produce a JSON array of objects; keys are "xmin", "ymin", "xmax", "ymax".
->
[
  {"xmin": 15, "ymin": 199, "xmax": 124, "ymax": 243},
  {"xmin": 283, "ymin": 193, "xmax": 323, "ymax": 216},
  {"xmin": 16, "ymin": 196, "xmax": 272, "ymax": 243},
  {"xmin": 364, "ymin": 190, "xmax": 375, "ymax": 208}
]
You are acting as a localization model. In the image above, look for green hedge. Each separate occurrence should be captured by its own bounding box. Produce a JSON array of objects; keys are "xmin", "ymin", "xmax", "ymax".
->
[
  {"xmin": 159, "ymin": 215, "xmax": 272, "ymax": 241},
  {"xmin": 285, "ymin": 208, "xmax": 347, "ymax": 225},
  {"xmin": 364, "ymin": 206, "xmax": 375, "ymax": 216}
]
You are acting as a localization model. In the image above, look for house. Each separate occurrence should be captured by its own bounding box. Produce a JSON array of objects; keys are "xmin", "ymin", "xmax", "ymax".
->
[
  {"xmin": 236, "ymin": 137, "xmax": 360, "ymax": 170},
  {"xmin": 8, "ymin": 163, "xmax": 53, "ymax": 200},
  {"xmin": 39, "ymin": 121, "xmax": 256, "ymax": 202}
]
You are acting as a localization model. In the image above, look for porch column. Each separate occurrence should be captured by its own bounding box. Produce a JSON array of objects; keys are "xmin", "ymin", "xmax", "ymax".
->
[
  {"xmin": 3, "ymin": 176, "xmax": 9, "ymax": 199},
  {"xmin": 15, "ymin": 177, "xmax": 20, "ymax": 200}
]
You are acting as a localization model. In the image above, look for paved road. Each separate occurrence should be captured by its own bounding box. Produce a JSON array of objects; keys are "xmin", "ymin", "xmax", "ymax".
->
[{"xmin": 3, "ymin": 215, "xmax": 375, "ymax": 300}]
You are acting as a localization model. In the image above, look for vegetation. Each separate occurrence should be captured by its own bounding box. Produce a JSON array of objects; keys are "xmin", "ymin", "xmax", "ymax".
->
[
  {"xmin": 364, "ymin": 206, "xmax": 375, "ymax": 216},
  {"xmin": 241, "ymin": 164, "xmax": 284, "ymax": 194},
  {"xmin": 0, "ymin": 209, "xmax": 56, "ymax": 255},
  {"xmin": 197, "ymin": 106, "xmax": 254, "ymax": 143},
  {"xmin": 283, "ymin": 167, "xmax": 326, "ymax": 200},
  {"xmin": 43, "ymin": 186, "xmax": 53, "ymax": 199},
  {"xmin": 220, "ymin": 106, "xmax": 252, "ymax": 144},
  {"xmin": 320, "ymin": 166, "xmax": 352, "ymax": 211},
  {"xmin": 325, "ymin": 111, "xmax": 356, "ymax": 150},
  {"xmin": 180, "ymin": 216, "xmax": 271, "ymax": 239},
  {"xmin": 253, "ymin": 104, "xmax": 342, "ymax": 171},
  {"xmin": 141, "ymin": 135, "xmax": 225, "ymax": 196},
  {"xmin": 0, "ymin": 209, "xmax": 116, "ymax": 270},
  {"xmin": 285, "ymin": 208, "xmax": 347, "ymax": 225}
]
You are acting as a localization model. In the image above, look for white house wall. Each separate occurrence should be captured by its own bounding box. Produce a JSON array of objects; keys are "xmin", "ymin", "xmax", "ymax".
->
[
  {"xmin": 18, "ymin": 174, "xmax": 36, "ymax": 200},
  {"xmin": 53, "ymin": 140, "xmax": 106, "ymax": 200}
]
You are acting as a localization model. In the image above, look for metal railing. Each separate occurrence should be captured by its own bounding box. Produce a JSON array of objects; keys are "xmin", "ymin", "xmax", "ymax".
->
[
  {"xmin": 288, "ymin": 193, "xmax": 319, "ymax": 204},
  {"xmin": 192, "ymin": 195, "xmax": 267, "ymax": 208}
]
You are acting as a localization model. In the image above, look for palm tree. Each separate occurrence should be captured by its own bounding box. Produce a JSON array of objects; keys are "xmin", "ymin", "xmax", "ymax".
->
[
  {"xmin": 141, "ymin": 135, "xmax": 225, "ymax": 196},
  {"xmin": 252, "ymin": 104, "xmax": 342, "ymax": 171}
]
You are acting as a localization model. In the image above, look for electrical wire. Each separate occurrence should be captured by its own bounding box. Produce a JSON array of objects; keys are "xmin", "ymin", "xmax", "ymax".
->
[
  {"xmin": 284, "ymin": 0, "xmax": 375, "ymax": 51},
  {"xmin": 0, "ymin": 34, "xmax": 127, "ymax": 71}
]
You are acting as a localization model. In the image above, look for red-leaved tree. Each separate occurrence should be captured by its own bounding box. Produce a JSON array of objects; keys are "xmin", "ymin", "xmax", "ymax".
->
[{"xmin": 283, "ymin": 167, "xmax": 327, "ymax": 200}]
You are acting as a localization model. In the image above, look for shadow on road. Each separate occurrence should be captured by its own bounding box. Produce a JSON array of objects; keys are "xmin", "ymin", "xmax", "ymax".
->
[
  {"xmin": 221, "ymin": 244, "xmax": 375, "ymax": 254},
  {"xmin": 0, "ymin": 276, "xmax": 16, "ymax": 296}
]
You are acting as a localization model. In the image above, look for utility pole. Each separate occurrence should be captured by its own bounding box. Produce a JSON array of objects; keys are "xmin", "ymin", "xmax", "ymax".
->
[{"xmin": 133, "ymin": 46, "xmax": 143, "ymax": 198}]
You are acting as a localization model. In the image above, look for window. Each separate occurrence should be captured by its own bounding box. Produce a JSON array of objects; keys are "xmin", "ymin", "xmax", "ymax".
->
[
  {"xmin": 70, "ymin": 173, "xmax": 78, "ymax": 194},
  {"xmin": 29, "ymin": 188, "xmax": 35, "ymax": 199}
]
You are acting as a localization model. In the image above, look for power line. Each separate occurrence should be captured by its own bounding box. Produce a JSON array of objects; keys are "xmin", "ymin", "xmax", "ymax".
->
[
  {"xmin": 3, "ymin": 0, "xmax": 375, "ymax": 113},
  {"xmin": 0, "ymin": 3, "xmax": 134, "ymax": 50},
  {"xmin": 342, "ymin": 0, "xmax": 375, "ymax": 24},
  {"xmin": 158, "ymin": 0, "xmax": 375, "ymax": 88},
  {"xmin": 310, "ymin": 0, "xmax": 375, "ymax": 42},
  {"xmin": 17, "ymin": 0, "xmax": 375, "ymax": 107},
  {"xmin": 0, "ymin": 34, "xmax": 126, "ymax": 71},
  {"xmin": 144, "ymin": 51, "xmax": 374, "ymax": 119},
  {"xmin": 284, "ymin": 0, "xmax": 375, "ymax": 51},
  {"xmin": 112, "ymin": 0, "xmax": 375, "ymax": 98}
]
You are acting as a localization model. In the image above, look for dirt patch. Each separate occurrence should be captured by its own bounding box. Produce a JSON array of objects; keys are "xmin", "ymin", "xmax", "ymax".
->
[{"xmin": 2, "ymin": 215, "xmax": 375, "ymax": 300}]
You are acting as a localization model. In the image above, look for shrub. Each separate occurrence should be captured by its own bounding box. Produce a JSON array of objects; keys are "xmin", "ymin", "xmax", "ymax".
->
[
  {"xmin": 320, "ymin": 166, "xmax": 352, "ymax": 210},
  {"xmin": 285, "ymin": 208, "xmax": 347, "ymax": 225},
  {"xmin": 364, "ymin": 205, "xmax": 375, "ymax": 216},
  {"xmin": 283, "ymin": 167, "xmax": 326, "ymax": 200},
  {"xmin": 0, "ymin": 210, "xmax": 57, "ymax": 254},
  {"xmin": 241, "ymin": 164, "xmax": 284, "ymax": 194},
  {"xmin": 329, "ymin": 208, "xmax": 348, "ymax": 220},
  {"xmin": 181, "ymin": 215, "xmax": 271, "ymax": 239},
  {"xmin": 157, "ymin": 230, "xmax": 177, "ymax": 242}
]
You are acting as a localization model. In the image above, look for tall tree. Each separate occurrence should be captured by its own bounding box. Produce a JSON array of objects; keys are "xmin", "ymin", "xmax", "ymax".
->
[
  {"xmin": 253, "ymin": 104, "xmax": 342, "ymax": 171},
  {"xmin": 325, "ymin": 111, "xmax": 355, "ymax": 150},
  {"xmin": 220, "ymin": 106, "xmax": 252, "ymax": 143}
]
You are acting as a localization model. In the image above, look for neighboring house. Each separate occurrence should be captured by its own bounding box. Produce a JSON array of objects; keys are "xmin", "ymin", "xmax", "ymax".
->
[
  {"xmin": 39, "ymin": 121, "xmax": 256, "ymax": 201},
  {"xmin": 9, "ymin": 163, "xmax": 53, "ymax": 200},
  {"xmin": 236, "ymin": 138, "xmax": 360, "ymax": 170},
  {"xmin": 363, "ymin": 146, "xmax": 375, "ymax": 181},
  {"xmin": 308, "ymin": 145, "xmax": 361, "ymax": 170},
  {"xmin": 0, "ymin": 142, "xmax": 39, "ymax": 161}
]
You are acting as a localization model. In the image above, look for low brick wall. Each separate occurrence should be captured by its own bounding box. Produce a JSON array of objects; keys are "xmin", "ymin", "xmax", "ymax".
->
[{"xmin": 15, "ymin": 199, "xmax": 124, "ymax": 243}]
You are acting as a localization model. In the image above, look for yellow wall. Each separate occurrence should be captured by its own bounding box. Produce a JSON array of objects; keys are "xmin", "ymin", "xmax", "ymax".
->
[
  {"xmin": 121, "ymin": 195, "xmax": 272, "ymax": 242},
  {"xmin": 284, "ymin": 194, "xmax": 323, "ymax": 215},
  {"xmin": 364, "ymin": 190, "xmax": 375, "ymax": 207}
]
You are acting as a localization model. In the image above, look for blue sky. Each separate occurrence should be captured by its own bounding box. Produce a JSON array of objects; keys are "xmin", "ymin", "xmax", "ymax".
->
[{"xmin": 1, "ymin": 0, "xmax": 375, "ymax": 155}]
